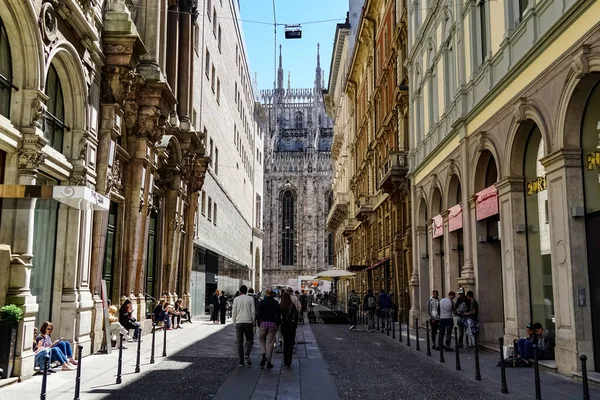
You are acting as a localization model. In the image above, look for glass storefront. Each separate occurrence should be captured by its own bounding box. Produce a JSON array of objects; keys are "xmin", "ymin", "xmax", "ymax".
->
[
  {"xmin": 524, "ymin": 127, "xmax": 554, "ymax": 332},
  {"xmin": 31, "ymin": 198, "xmax": 59, "ymax": 327}
]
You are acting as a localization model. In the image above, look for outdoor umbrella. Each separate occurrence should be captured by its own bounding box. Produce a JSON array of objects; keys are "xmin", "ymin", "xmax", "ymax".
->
[{"xmin": 315, "ymin": 270, "xmax": 356, "ymax": 310}]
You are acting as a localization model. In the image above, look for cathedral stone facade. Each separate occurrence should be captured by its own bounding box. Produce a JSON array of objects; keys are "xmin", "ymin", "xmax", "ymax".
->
[{"xmin": 261, "ymin": 45, "xmax": 334, "ymax": 287}]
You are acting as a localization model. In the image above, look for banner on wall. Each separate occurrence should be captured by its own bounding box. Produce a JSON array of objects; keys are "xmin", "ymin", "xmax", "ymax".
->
[
  {"xmin": 448, "ymin": 204, "xmax": 463, "ymax": 232},
  {"xmin": 476, "ymin": 185, "xmax": 499, "ymax": 221},
  {"xmin": 432, "ymin": 214, "xmax": 444, "ymax": 238}
]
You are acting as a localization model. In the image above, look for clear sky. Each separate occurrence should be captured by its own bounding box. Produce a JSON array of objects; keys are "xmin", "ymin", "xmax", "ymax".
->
[{"xmin": 240, "ymin": 0, "xmax": 348, "ymax": 91}]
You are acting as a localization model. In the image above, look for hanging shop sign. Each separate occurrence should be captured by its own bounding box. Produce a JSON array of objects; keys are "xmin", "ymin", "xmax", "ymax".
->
[
  {"xmin": 448, "ymin": 204, "xmax": 463, "ymax": 232},
  {"xmin": 476, "ymin": 185, "xmax": 499, "ymax": 221},
  {"xmin": 432, "ymin": 214, "xmax": 444, "ymax": 238},
  {"xmin": 526, "ymin": 176, "xmax": 547, "ymax": 196}
]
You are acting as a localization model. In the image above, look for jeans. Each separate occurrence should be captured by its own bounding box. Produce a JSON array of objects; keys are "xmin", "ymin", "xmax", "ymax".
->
[
  {"xmin": 348, "ymin": 308, "xmax": 358, "ymax": 326},
  {"xmin": 235, "ymin": 323, "xmax": 254, "ymax": 363},
  {"xmin": 457, "ymin": 318, "xmax": 466, "ymax": 346},
  {"xmin": 517, "ymin": 338, "xmax": 534, "ymax": 359},
  {"xmin": 35, "ymin": 349, "xmax": 52, "ymax": 370},
  {"xmin": 367, "ymin": 309, "xmax": 375, "ymax": 330},
  {"xmin": 281, "ymin": 325, "xmax": 296, "ymax": 366},
  {"xmin": 55, "ymin": 341, "xmax": 73, "ymax": 358},
  {"xmin": 259, "ymin": 325, "xmax": 278, "ymax": 362},
  {"xmin": 50, "ymin": 346, "xmax": 68, "ymax": 364},
  {"xmin": 430, "ymin": 319, "xmax": 440, "ymax": 347},
  {"xmin": 439, "ymin": 318, "xmax": 454, "ymax": 348}
]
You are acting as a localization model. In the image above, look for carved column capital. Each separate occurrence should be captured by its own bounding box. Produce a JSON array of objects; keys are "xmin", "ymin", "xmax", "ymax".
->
[{"xmin": 17, "ymin": 149, "xmax": 46, "ymax": 174}]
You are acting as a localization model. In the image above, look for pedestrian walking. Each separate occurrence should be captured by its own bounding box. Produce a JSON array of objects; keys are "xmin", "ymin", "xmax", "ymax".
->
[
  {"xmin": 439, "ymin": 291, "xmax": 456, "ymax": 351},
  {"xmin": 307, "ymin": 290, "xmax": 315, "ymax": 312},
  {"xmin": 232, "ymin": 285, "xmax": 256, "ymax": 367},
  {"xmin": 465, "ymin": 291, "xmax": 479, "ymax": 349},
  {"xmin": 427, "ymin": 290, "xmax": 441, "ymax": 349},
  {"xmin": 347, "ymin": 289, "xmax": 361, "ymax": 331},
  {"xmin": 378, "ymin": 289, "xmax": 392, "ymax": 330},
  {"xmin": 210, "ymin": 290, "xmax": 220, "ymax": 323},
  {"xmin": 364, "ymin": 289, "xmax": 377, "ymax": 332},
  {"xmin": 248, "ymin": 288, "xmax": 260, "ymax": 336},
  {"xmin": 455, "ymin": 287, "xmax": 471, "ymax": 348},
  {"xmin": 280, "ymin": 292, "xmax": 299, "ymax": 367},
  {"xmin": 257, "ymin": 288, "xmax": 280, "ymax": 369},
  {"xmin": 299, "ymin": 290, "xmax": 308, "ymax": 318},
  {"xmin": 219, "ymin": 291, "xmax": 227, "ymax": 325}
]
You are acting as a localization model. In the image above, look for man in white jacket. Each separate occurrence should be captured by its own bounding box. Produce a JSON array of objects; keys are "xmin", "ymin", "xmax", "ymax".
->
[{"xmin": 232, "ymin": 285, "xmax": 256, "ymax": 367}]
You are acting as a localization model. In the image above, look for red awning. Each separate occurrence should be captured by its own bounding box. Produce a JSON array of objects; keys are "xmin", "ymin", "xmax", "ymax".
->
[
  {"xmin": 448, "ymin": 204, "xmax": 463, "ymax": 232},
  {"xmin": 367, "ymin": 258, "xmax": 389, "ymax": 270},
  {"xmin": 432, "ymin": 214, "xmax": 443, "ymax": 238},
  {"xmin": 476, "ymin": 185, "xmax": 499, "ymax": 221}
]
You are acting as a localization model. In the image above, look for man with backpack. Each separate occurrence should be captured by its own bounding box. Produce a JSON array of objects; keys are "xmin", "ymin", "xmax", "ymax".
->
[
  {"xmin": 378, "ymin": 289, "xmax": 392, "ymax": 330},
  {"xmin": 427, "ymin": 290, "xmax": 441, "ymax": 350},
  {"xmin": 347, "ymin": 289, "xmax": 361, "ymax": 331},
  {"xmin": 363, "ymin": 289, "xmax": 377, "ymax": 332}
]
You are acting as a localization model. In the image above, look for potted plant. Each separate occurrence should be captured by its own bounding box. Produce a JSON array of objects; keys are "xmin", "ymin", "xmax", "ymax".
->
[{"xmin": 0, "ymin": 304, "xmax": 23, "ymax": 379}]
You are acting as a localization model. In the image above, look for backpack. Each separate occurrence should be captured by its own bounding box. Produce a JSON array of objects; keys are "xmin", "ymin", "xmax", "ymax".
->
[
  {"xmin": 367, "ymin": 296, "xmax": 376, "ymax": 309},
  {"xmin": 350, "ymin": 294, "xmax": 360, "ymax": 308}
]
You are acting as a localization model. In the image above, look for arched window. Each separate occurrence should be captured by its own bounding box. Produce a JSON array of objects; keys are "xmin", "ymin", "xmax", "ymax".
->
[
  {"xmin": 281, "ymin": 189, "xmax": 295, "ymax": 265},
  {"xmin": 0, "ymin": 17, "xmax": 12, "ymax": 118},
  {"xmin": 44, "ymin": 65, "xmax": 65, "ymax": 151},
  {"xmin": 294, "ymin": 111, "xmax": 303, "ymax": 129}
]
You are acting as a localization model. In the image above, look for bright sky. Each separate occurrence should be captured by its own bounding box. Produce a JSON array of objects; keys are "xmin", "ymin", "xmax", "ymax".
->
[{"xmin": 240, "ymin": 0, "xmax": 348, "ymax": 91}]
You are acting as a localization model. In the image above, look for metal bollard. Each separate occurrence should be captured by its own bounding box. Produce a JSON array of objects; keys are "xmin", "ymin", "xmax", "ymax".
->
[
  {"xmin": 135, "ymin": 329, "xmax": 142, "ymax": 373},
  {"xmin": 499, "ymin": 336, "xmax": 508, "ymax": 394},
  {"xmin": 40, "ymin": 354, "xmax": 50, "ymax": 400},
  {"xmin": 399, "ymin": 314, "xmax": 403, "ymax": 342},
  {"xmin": 162, "ymin": 325, "xmax": 167, "ymax": 357},
  {"xmin": 387, "ymin": 312, "xmax": 390, "ymax": 336},
  {"xmin": 415, "ymin": 318, "xmax": 420, "ymax": 351},
  {"xmin": 406, "ymin": 316, "xmax": 411, "ymax": 347},
  {"xmin": 439, "ymin": 330, "xmax": 445, "ymax": 363},
  {"xmin": 426, "ymin": 320, "xmax": 431, "ymax": 356},
  {"xmin": 474, "ymin": 333, "xmax": 481, "ymax": 381},
  {"xmin": 533, "ymin": 344, "xmax": 541, "ymax": 399},
  {"xmin": 74, "ymin": 344, "xmax": 83, "ymax": 400},
  {"xmin": 381, "ymin": 311, "xmax": 385, "ymax": 333},
  {"xmin": 392, "ymin": 313, "xmax": 396, "ymax": 339},
  {"xmin": 454, "ymin": 327, "xmax": 461, "ymax": 371},
  {"xmin": 116, "ymin": 333, "xmax": 123, "ymax": 384},
  {"xmin": 150, "ymin": 323, "xmax": 156, "ymax": 364},
  {"xmin": 581, "ymin": 355, "xmax": 590, "ymax": 400}
]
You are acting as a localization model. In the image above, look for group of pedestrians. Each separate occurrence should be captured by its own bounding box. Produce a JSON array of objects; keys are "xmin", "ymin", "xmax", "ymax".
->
[
  {"xmin": 346, "ymin": 288, "xmax": 394, "ymax": 332},
  {"xmin": 232, "ymin": 285, "xmax": 300, "ymax": 369},
  {"xmin": 210, "ymin": 289, "xmax": 229, "ymax": 325},
  {"xmin": 428, "ymin": 288, "xmax": 479, "ymax": 351}
]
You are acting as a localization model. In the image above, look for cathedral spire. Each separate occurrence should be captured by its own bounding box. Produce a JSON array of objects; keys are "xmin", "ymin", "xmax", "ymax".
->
[
  {"xmin": 287, "ymin": 72, "xmax": 291, "ymax": 92},
  {"xmin": 277, "ymin": 44, "xmax": 284, "ymax": 93},
  {"xmin": 314, "ymin": 43, "xmax": 322, "ymax": 90}
]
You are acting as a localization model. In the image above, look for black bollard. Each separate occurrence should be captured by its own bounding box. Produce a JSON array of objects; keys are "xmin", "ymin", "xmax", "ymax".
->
[
  {"xmin": 439, "ymin": 330, "xmax": 445, "ymax": 363},
  {"xmin": 135, "ymin": 329, "xmax": 142, "ymax": 373},
  {"xmin": 392, "ymin": 313, "xmax": 396, "ymax": 339},
  {"xmin": 387, "ymin": 312, "xmax": 390, "ymax": 336},
  {"xmin": 74, "ymin": 344, "xmax": 83, "ymax": 400},
  {"xmin": 381, "ymin": 311, "xmax": 385, "ymax": 333},
  {"xmin": 162, "ymin": 325, "xmax": 167, "ymax": 357},
  {"xmin": 581, "ymin": 355, "xmax": 590, "ymax": 400},
  {"xmin": 150, "ymin": 323, "xmax": 156, "ymax": 364},
  {"xmin": 415, "ymin": 318, "xmax": 420, "ymax": 351},
  {"xmin": 406, "ymin": 316, "xmax": 411, "ymax": 347},
  {"xmin": 454, "ymin": 327, "xmax": 461, "ymax": 371},
  {"xmin": 399, "ymin": 313, "xmax": 403, "ymax": 342},
  {"xmin": 40, "ymin": 354, "xmax": 50, "ymax": 400},
  {"xmin": 474, "ymin": 333, "xmax": 481, "ymax": 381},
  {"xmin": 116, "ymin": 333, "xmax": 123, "ymax": 384},
  {"xmin": 426, "ymin": 320, "xmax": 431, "ymax": 356},
  {"xmin": 499, "ymin": 337, "xmax": 508, "ymax": 394},
  {"xmin": 533, "ymin": 345, "xmax": 541, "ymax": 399}
]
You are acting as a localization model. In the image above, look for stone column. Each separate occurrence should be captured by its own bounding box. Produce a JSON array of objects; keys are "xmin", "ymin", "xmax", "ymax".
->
[
  {"xmin": 457, "ymin": 138, "xmax": 475, "ymax": 286},
  {"xmin": 496, "ymin": 177, "xmax": 531, "ymax": 341},
  {"xmin": 541, "ymin": 149, "xmax": 595, "ymax": 373},
  {"xmin": 166, "ymin": 3, "xmax": 180, "ymax": 98}
]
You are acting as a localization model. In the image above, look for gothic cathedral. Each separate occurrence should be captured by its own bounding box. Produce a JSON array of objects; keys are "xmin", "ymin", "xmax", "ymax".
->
[{"xmin": 261, "ymin": 44, "xmax": 334, "ymax": 286}]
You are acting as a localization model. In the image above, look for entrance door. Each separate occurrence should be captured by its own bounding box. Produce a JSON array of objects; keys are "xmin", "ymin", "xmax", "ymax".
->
[
  {"xmin": 586, "ymin": 211, "xmax": 600, "ymax": 370},
  {"xmin": 102, "ymin": 202, "xmax": 118, "ymax": 301}
]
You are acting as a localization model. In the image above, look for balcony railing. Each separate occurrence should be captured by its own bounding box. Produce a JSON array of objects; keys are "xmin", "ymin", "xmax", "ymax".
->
[
  {"xmin": 378, "ymin": 150, "xmax": 409, "ymax": 193},
  {"xmin": 354, "ymin": 195, "xmax": 376, "ymax": 221}
]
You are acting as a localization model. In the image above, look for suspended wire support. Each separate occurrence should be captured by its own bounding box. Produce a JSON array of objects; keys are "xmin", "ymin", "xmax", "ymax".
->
[{"xmin": 284, "ymin": 24, "xmax": 302, "ymax": 39}]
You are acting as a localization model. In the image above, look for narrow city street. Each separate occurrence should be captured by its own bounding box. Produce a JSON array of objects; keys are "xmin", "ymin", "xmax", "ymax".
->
[{"xmin": 3, "ymin": 311, "xmax": 597, "ymax": 399}]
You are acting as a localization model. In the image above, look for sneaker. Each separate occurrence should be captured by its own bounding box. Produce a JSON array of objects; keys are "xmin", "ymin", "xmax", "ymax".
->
[
  {"xmin": 245, "ymin": 355, "xmax": 252, "ymax": 366},
  {"xmin": 266, "ymin": 362, "xmax": 274, "ymax": 369},
  {"xmin": 349, "ymin": 325, "xmax": 355, "ymax": 331}
]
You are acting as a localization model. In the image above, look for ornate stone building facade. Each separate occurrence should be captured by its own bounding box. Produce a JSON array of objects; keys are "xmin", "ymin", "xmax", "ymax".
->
[
  {"xmin": 408, "ymin": 0, "xmax": 600, "ymax": 374},
  {"xmin": 0, "ymin": 0, "xmax": 208, "ymax": 378},
  {"xmin": 261, "ymin": 46, "xmax": 334, "ymax": 286},
  {"xmin": 326, "ymin": 0, "xmax": 411, "ymax": 316}
]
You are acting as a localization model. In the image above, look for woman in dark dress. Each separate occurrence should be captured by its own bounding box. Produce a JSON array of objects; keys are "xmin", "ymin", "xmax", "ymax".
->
[
  {"xmin": 211, "ymin": 290, "xmax": 220, "ymax": 324},
  {"xmin": 219, "ymin": 291, "xmax": 227, "ymax": 324},
  {"xmin": 280, "ymin": 293, "xmax": 298, "ymax": 367}
]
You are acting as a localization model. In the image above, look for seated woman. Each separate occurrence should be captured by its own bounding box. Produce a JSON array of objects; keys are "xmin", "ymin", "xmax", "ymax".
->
[
  {"xmin": 119, "ymin": 299, "xmax": 141, "ymax": 341},
  {"xmin": 109, "ymin": 305, "xmax": 134, "ymax": 343},
  {"xmin": 36, "ymin": 321, "xmax": 77, "ymax": 371},
  {"xmin": 514, "ymin": 323, "xmax": 535, "ymax": 362},
  {"xmin": 32, "ymin": 327, "xmax": 54, "ymax": 374},
  {"xmin": 153, "ymin": 300, "xmax": 172, "ymax": 330},
  {"xmin": 172, "ymin": 299, "xmax": 189, "ymax": 329}
]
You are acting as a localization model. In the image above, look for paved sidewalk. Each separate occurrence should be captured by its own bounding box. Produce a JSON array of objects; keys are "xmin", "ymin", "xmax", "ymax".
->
[
  {"xmin": 352, "ymin": 311, "xmax": 600, "ymax": 400},
  {"xmin": 0, "ymin": 317, "xmax": 237, "ymax": 400},
  {"xmin": 212, "ymin": 321, "xmax": 340, "ymax": 400}
]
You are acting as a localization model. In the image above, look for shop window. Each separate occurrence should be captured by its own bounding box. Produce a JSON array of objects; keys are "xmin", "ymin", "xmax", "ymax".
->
[
  {"xmin": 44, "ymin": 64, "xmax": 65, "ymax": 151},
  {"xmin": 0, "ymin": 17, "xmax": 13, "ymax": 118}
]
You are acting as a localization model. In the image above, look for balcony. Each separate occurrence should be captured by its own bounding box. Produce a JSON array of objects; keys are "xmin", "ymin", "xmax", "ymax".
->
[
  {"xmin": 354, "ymin": 195, "xmax": 376, "ymax": 222},
  {"xmin": 378, "ymin": 151, "xmax": 409, "ymax": 193},
  {"xmin": 326, "ymin": 192, "xmax": 349, "ymax": 232}
]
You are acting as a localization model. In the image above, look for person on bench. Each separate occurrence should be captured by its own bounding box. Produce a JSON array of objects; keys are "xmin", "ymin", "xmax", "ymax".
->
[
  {"xmin": 533, "ymin": 322, "xmax": 555, "ymax": 360},
  {"xmin": 153, "ymin": 300, "xmax": 172, "ymax": 330},
  {"xmin": 119, "ymin": 299, "xmax": 141, "ymax": 341},
  {"xmin": 172, "ymin": 299, "xmax": 190, "ymax": 328},
  {"xmin": 109, "ymin": 305, "xmax": 134, "ymax": 343},
  {"xmin": 514, "ymin": 323, "xmax": 535, "ymax": 363}
]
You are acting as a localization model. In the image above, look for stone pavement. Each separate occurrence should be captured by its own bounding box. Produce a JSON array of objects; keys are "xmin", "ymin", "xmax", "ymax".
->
[{"xmin": 212, "ymin": 322, "xmax": 340, "ymax": 400}]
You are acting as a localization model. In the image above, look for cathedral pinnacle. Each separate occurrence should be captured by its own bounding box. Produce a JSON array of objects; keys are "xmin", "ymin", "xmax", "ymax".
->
[
  {"xmin": 315, "ymin": 43, "xmax": 322, "ymax": 90},
  {"xmin": 277, "ymin": 44, "xmax": 284, "ymax": 92}
]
